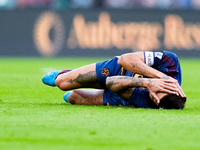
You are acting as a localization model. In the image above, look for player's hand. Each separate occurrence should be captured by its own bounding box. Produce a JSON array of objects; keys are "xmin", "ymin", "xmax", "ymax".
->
[
  {"xmin": 146, "ymin": 78, "xmax": 180, "ymax": 104},
  {"xmin": 160, "ymin": 76, "xmax": 186, "ymax": 98}
]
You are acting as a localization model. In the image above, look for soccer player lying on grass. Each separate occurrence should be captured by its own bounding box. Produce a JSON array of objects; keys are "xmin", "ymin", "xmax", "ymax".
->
[
  {"xmin": 42, "ymin": 51, "xmax": 186, "ymax": 109},
  {"xmin": 64, "ymin": 76, "xmax": 186, "ymax": 109}
]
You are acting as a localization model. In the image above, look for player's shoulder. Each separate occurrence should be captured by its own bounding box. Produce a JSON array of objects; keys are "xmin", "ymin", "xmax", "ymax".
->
[{"xmin": 163, "ymin": 51, "xmax": 178, "ymax": 59}]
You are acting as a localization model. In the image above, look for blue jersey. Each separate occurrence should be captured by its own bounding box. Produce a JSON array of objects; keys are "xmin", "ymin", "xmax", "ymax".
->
[
  {"xmin": 145, "ymin": 51, "xmax": 182, "ymax": 85},
  {"xmin": 96, "ymin": 51, "xmax": 182, "ymax": 108},
  {"xmin": 102, "ymin": 88, "xmax": 158, "ymax": 108}
]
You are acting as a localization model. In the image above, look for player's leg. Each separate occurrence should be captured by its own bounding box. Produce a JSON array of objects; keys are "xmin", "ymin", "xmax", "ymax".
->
[
  {"xmin": 42, "ymin": 69, "xmax": 71, "ymax": 87},
  {"xmin": 64, "ymin": 89, "xmax": 104, "ymax": 105},
  {"xmin": 55, "ymin": 63, "xmax": 102, "ymax": 91}
]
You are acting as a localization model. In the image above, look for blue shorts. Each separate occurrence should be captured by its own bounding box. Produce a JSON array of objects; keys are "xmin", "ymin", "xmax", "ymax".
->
[
  {"xmin": 96, "ymin": 56, "xmax": 134, "ymax": 89},
  {"xmin": 96, "ymin": 57, "xmax": 123, "ymax": 89},
  {"xmin": 103, "ymin": 89, "xmax": 129, "ymax": 106}
]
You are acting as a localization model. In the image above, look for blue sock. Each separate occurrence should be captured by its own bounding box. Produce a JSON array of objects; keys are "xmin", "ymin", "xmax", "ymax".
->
[{"xmin": 63, "ymin": 91, "xmax": 72, "ymax": 103}]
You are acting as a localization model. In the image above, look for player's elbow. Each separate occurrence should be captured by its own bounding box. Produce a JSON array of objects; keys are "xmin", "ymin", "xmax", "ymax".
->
[
  {"xmin": 117, "ymin": 55, "xmax": 125, "ymax": 66},
  {"xmin": 118, "ymin": 53, "xmax": 142, "ymax": 67},
  {"xmin": 117, "ymin": 53, "xmax": 134, "ymax": 66},
  {"xmin": 67, "ymin": 90, "xmax": 78, "ymax": 104}
]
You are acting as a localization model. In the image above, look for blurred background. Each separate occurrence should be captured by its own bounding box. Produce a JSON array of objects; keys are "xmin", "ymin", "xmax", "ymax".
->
[
  {"xmin": 1, "ymin": 0, "xmax": 199, "ymax": 9},
  {"xmin": 1, "ymin": 0, "xmax": 200, "ymax": 57}
]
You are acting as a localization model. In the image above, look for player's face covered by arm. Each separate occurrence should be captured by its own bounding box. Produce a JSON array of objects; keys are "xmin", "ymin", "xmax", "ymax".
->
[{"xmin": 117, "ymin": 51, "xmax": 185, "ymax": 98}]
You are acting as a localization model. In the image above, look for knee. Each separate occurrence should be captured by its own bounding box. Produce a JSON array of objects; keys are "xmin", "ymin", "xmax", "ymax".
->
[
  {"xmin": 55, "ymin": 76, "xmax": 66, "ymax": 91},
  {"xmin": 68, "ymin": 95, "xmax": 75, "ymax": 104},
  {"xmin": 68, "ymin": 90, "xmax": 79, "ymax": 104}
]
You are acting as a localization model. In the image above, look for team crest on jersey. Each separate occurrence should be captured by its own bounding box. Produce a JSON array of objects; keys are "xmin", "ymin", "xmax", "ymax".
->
[{"xmin": 101, "ymin": 68, "xmax": 109, "ymax": 76}]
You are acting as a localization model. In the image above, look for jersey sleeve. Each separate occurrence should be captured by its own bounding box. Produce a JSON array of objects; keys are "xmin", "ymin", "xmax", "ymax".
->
[{"xmin": 144, "ymin": 51, "xmax": 164, "ymax": 66}]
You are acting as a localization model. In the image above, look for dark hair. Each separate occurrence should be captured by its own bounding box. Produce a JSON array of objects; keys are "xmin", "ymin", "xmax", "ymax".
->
[{"xmin": 159, "ymin": 94, "xmax": 186, "ymax": 109}]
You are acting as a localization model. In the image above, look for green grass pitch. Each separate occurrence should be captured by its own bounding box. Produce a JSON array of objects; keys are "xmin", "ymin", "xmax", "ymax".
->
[{"xmin": 0, "ymin": 57, "xmax": 200, "ymax": 150}]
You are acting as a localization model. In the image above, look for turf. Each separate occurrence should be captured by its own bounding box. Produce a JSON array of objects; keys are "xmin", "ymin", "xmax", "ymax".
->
[{"xmin": 0, "ymin": 57, "xmax": 200, "ymax": 150}]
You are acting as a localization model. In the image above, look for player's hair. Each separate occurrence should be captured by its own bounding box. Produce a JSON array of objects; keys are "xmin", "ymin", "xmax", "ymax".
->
[{"xmin": 159, "ymin": 94, "xmax": 186, "ymax": 109}]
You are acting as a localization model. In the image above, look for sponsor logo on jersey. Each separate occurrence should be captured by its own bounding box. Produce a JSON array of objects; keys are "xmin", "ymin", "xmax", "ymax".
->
[{"xmin": 155, "ymin": 52, "xmax": 163, "ymax": 59}]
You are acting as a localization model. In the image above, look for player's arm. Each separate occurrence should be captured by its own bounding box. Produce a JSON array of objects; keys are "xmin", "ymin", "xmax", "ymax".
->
[
  {"xmin": 117, "ymin": 52, "xmax": 186, "ymax": 97},
  {"xmin": 106, "ymin": 76, "xmax": 178, "ymax": 103},
  {"xmin": 118, "ymin": 52, "xmax": 167, "ymax": 79}
]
